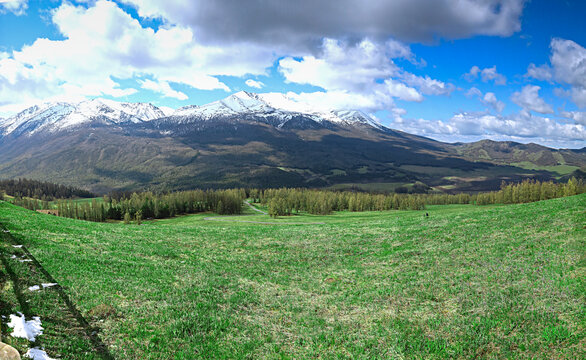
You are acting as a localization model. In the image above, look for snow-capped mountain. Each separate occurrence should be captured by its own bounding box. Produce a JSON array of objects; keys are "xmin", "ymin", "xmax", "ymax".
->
[
  {"xmin": 0, "ymin": 92, "xmax": 386, "ymax": 138},
  {"xmin": 0, "ymin": 98, "xmax": 165, "ymax": 137},
  {"xmin": 167, "ymin": 91, "xmax": 384, "ymax": 130}
]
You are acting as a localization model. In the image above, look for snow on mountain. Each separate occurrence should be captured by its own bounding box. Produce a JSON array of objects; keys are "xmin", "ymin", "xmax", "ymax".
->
[
  {"xmin": 0, "ymin": 92, "xmax": 385, "ymax": 137},
  {"xmin": 334, "ymin": 110, "xmax": 385, "ymax": 130},
  {"xmin": 0, "ymin": 98, "xmax": 166, "ymax": 136},
  {"xmin": 168, "ymin": 91, "xmax": 383, "ymax": 129}
]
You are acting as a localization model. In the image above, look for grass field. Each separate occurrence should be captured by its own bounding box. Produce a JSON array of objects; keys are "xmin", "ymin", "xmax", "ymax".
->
[{"xmin": 0, "ymin": 195, "xmax": 584, "ymax": 359}]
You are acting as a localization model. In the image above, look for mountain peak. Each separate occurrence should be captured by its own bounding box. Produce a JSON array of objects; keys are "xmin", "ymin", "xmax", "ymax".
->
[{"xmin": 0, "ymin": 92, "xmax": 387, "ymax": 137}]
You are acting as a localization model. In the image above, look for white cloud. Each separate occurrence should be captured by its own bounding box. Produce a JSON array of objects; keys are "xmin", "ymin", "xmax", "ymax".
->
[
  {"xmin": 287, "ymin": 90, "xmax": 395, "ymax": 113},
  {"xmin": 0, "ymin": 0, "xmax": 238, "ymax": 114},
  {"xmin": 140, "ymin": 79, "xmax": 187, "ymax": 100},
  {"xmin": 561, "ymin": 111, "xmax": 586, "ymax": 126},
  {"xmin": 465, "ymin": 87, "xmax": 504, "ymax": 113},
  {"xmin": 400, "ymin": 73, "xmax": 454, "ymax": 96},
  {"xmin": 511, "ymin": 85, "xmax": 553, "ymax": 114},
  {"xmin": 245, "ymin": 79, "xmax": 264, "ymax": 89},
  {"xmin": 483, "ymin": 92, "xmax": 505, "ymax": 113},
  {"xmin": 530, "ymin": 38, "xmax": 586, "ymax": 108},
  {"xmin": 277, "ymin": 38, "xmax": 453, "ymax": 111},
  {"xmin": 465, "ymin": 87, "xmax": 483, "ymax": 98},
  {"xmin": 525, "ymin": 63, "xmax": 552, "ymax": 81},
  {"xmin": 384, "ymin": 79, "xmax": 423, "ymax": 102},
  {"xmin": 0, "ymin": 0, "xmax": 27, "ymax": 15},
  {"xmin": 464, "ymin": 65, "xmax": 507, "ymax": 85},
  {"xmin": 392, "ymin": 111, "xmax": 585, "ymax": 147}
]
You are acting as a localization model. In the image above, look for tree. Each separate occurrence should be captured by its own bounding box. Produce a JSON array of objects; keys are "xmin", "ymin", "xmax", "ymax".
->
[{"xmin": 124, "ymin": 212, "xmax": 132, "ymax": 225}]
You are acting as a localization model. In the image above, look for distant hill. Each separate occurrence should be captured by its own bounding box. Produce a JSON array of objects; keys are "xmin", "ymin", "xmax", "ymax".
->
[{"xmin": 0, "ymin": 92, "xmax": 584, "ymax": 193}]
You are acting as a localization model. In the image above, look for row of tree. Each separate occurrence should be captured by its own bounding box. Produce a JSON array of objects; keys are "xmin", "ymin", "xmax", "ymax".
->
[
  {"xmin": 0, "ymin": 178, "xmax": 95, "ymax": 200},
  {"xmin": 11, "ymin": 189, "xmax": 246, "ymax": 222},
  {"xmin": 5, "ymin": 178, "xmax": 584, "ymax": 221},
  {"xmin": 475, "ymin": 178, "xmax": 584, "ymax": 205},
  {"xmin": 251, "ymin": 177, "xmax": 585, "ymax": 217}
]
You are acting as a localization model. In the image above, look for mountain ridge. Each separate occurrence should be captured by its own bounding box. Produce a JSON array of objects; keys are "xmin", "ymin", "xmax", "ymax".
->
[{"xmin": 0, "ymin": 92, "xmax": 584, "ymax": 193}]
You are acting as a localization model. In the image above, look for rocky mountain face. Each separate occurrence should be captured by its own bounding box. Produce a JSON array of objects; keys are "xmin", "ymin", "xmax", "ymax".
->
[{"xmin": 0, "ymin": 92, "xmax": 584, "ymax": 193}]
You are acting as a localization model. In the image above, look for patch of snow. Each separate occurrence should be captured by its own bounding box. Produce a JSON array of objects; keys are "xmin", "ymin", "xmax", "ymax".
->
[
  {"xmin": 29, "ymin": 285, "xmax": 41, "ymax": 291},
  {"xmin": 7, "ymin": 313, "xmax": 43, "ymax": 341},
  {"xmin": 19, "ymin": 259, "xmax": 32, "ymax": 262},
  {"xmin": 12, "ymin": 245, "xmax": 23, "ymax": 248},
  {"xmin": 3, "ymin": 229, "xmax": 10, "ymax": 232},
  {"xmin": 159, "ymin": 106, "xmax": 176, "ymax": 116},
  {"xmin": 0, "ymin": 98, "xmax": 166, "ymax": 136},
  {"xmin": 24, "ymin": 347, "xmax": 57, "ymax": 360},
  {"xmin": 11, "ymin": 255, "xmax": 17, "ymax": 259},
  {"xmin": 42, "ymin": 283, "xmax": 58, "ymax": 288}
]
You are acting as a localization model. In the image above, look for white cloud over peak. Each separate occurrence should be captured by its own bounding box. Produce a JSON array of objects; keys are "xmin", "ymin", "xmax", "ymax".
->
[
  {"xmin": 140, "ymin": 79, "xmax": 187, "ymax": 100},
  {"xmin": 278, "ymin": 38, "xmax": 452, "ymax": 111},
  {"xmin": 511, "ymin": 85, "xmax": 553, "ymax": 114},
  {"xmin": 245, "ymin": 79, "xmax": 264, "ymax": 89}
]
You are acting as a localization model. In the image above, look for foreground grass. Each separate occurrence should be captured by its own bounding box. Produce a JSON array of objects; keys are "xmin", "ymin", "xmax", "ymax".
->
[{"xmin": 0, "ymin": 195, "xmax": 584, "ymax": 359}]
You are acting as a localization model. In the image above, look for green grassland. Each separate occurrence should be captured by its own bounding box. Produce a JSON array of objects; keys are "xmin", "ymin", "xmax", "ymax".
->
[{"xmin": 0, "ymin": 195, "xmax": 585, "ymax": 359}]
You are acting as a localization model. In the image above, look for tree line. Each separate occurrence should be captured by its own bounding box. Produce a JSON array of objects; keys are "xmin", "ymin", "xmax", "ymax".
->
[
  {"xmin": 0, "ymin": 178, "xmax": 95, "ymax": 200},
  {"xmin": 474, "ymin": 177, "xmax": 584, "ymax": 205},
  {"xmin": 10, "ymin": 189, "xmax": 246, "ymax": 222},
  {"xmin": 3, "ymin": 178, "xmax": 583, "ymax": 222},
  {"xmin": 250, "ymin": 177, "xmax": 585, "ymax": 217}
]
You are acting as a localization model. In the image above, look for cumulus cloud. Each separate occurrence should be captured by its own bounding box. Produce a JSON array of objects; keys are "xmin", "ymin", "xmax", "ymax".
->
[
  {"xmin": 465, "ymin": 87, "xmax": 483, "ymax": 98},
  {"xmin": 0, "ymin": 0, "xmax": 27, "ymax": 15},
  {"xmin": 121, "ymin": 0, "xmax": 526, "ymax": 45},
  {"xmin": 140, "ymin": 79, "xmax": 188, "ymax": 100},
  {"xmin": 393, "ymin": 111, "xmax": 585, "ymax": 147},
  {"xmin": 527, "ymin": 39, "xmax": 586, "ymax": 109},
  {"xmin": 511, "ymin": 85, "xmax": 553, "ymax": 114},
  {"xmin": 525, "ymin": 63, "xmax": 552, "ymax": 81},
  {"xmin": 561, "ymin": 111, "xmax": 586, "ymax": 126},
  {"xmin": 549, "ymin": 38, "xmax": 586, "ymax": 108},
  {"xmin": 483, "ymin": 92, "xmax": 505, "ymax": 113},
  {"xmin": 278, "ymin": 38, "xmax": 453, "ymax": 111},
  {"xmin": 245, "ymin": 79, "xmax": 264, "ymax": 89},
  {"xmin": 464, "ymin": 65, "xmax": 507, "ymax": 85},
  {"xmin": 0, "ymin": 0, "xmax": 238, "ymax": 113},
  {"xmin": 465, "ymin": 87, "xmax": 505, "ymax": 112}
]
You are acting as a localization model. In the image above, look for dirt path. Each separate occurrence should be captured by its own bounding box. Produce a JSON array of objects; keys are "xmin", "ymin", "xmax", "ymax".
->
[
  {"xmin": 244, "ymin": 200, "xmax": 268, "ymax": 215},
  {"xmin": 203, "ymin": 201, "xmax": 325, "ymax": 225}
]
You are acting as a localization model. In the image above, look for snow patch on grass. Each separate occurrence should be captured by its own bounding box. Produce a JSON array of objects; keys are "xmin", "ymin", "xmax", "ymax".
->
[
  {"xmin": 24, "ymin": 347, "xmax": 57, "ymax": 360},
  {"xmin": 7, "ymin": 312, "xmax": 43, "ymax": 341}
]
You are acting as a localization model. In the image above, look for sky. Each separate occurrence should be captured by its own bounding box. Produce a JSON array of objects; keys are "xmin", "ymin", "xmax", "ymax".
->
[{"xmin": 0, "ymin": 0, "xmax": 585, "ymax": 148}]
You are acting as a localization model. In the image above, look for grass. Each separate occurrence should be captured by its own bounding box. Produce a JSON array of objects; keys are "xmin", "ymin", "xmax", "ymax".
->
[
  {"xmin": 510, "ymin": 162, "xmax": 580, "ymax": 176},
  {"xmin": 0, "ymin": 195, "xmax": 584, "ymax": 359}
]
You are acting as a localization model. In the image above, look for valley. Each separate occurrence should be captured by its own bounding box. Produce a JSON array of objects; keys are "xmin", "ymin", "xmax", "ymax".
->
[{"xmin": 1, "ymin": 93, "xmax": 584, "ymax": 193}]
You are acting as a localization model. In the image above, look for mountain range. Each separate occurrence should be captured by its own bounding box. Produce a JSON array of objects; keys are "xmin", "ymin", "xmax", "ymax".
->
[{"xmin": 0, "ymin": 91, "xmax": 584, "ymax": 193}]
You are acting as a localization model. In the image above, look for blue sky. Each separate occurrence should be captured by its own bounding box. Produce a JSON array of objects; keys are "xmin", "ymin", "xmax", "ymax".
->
[{"xmin": 0, "ymin": 0, "xmax": 585, "ymax": 148}]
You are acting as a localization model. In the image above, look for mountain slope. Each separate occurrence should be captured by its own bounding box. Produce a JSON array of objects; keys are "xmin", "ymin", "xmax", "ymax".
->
[{"xmin": 0, "ymin": 93, "xmax": 584, "ymax": 193}]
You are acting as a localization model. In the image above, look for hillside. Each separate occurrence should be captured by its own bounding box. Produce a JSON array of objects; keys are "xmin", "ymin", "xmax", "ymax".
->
[
  {"xmin": 0, "ymin": 93, "xmax": 584, "ymax": 193},
  {"xmin": 0, "ymin": 195, "xmax": 584, "ymax": 358}
]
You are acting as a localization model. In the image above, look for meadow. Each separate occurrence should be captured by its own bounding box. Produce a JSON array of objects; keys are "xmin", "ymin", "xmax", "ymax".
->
[{"xmin": 0, "ymin": 194, "xmax": 584, "ymax": 359}]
